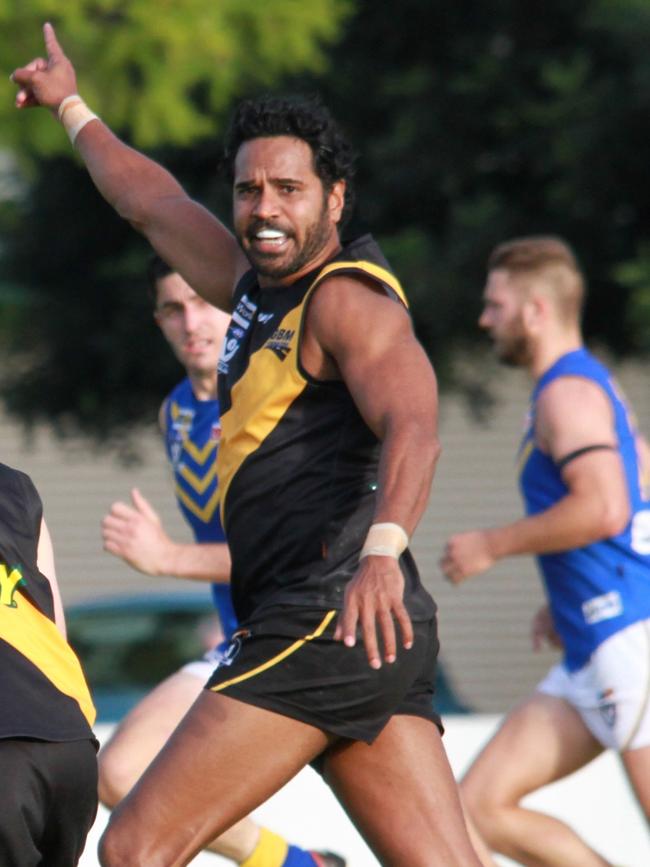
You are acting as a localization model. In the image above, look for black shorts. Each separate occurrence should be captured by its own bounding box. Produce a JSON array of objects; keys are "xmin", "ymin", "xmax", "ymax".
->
[
  {"xmin": 0, "ymin": 737, "xmax": 98, "ymax": 867},
  {"xmin": 205, "ymin": 606, "xmax": 442, "ymax": 744}
]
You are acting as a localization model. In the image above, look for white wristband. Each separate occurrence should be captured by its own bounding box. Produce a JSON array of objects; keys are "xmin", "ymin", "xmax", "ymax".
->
[
  {"xmin": 58, "ymin": 94, "xmax": 99, "ymax": 145},
  {"xmin": 360, "ymin": 522, "xmax": 409, "ymax": 560}
]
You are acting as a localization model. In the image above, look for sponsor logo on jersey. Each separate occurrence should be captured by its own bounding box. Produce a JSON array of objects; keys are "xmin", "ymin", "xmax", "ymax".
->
[
  {"xmin": 264, "ymin": 328, "xmax": 295, "ymax": 361},
  {"xmin": 170, "ymin": 441, "xmax": 183, "ymax": 467},
  {"xmin": 170, "ymin": 403, "xmax": 195, "ymax": 437},
  {"xmin": 258, "ymin": 311, "xmax": 274, "ymax": 324},
  {"xmin": 0, "ymin": 563, "xmax": 25, "ymax": 608},
  {"xmin": 582, "ymin": 590, "xmax": 623, "ymax": 625},
  {"xmin": 631, "ymin": 509, "xmax": 650, "ymax": 555},
  {"xmin": 219, "ymin": 294, "xmax": 257, "ymax": 374}
]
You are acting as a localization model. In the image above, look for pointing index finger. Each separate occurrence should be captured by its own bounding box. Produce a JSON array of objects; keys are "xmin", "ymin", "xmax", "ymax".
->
[{"xmin": 43, "ymin": 22, "xmax": 63, "ymax": 61}]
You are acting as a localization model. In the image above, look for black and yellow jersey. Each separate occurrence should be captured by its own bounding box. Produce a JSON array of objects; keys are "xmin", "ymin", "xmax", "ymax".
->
[
  {"xmin": 217, "ymin": 234, "xmax": 435, "ymax": 626},
  {"xmin": 0, "ymin": 464, "xmax": 96, "ymax": 743}
]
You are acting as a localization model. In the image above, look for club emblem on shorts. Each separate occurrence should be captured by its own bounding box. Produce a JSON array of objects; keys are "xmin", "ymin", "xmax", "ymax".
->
[
  {"xmin": 216, "ymin": 632, "xmax": 247, "ymax": 668},
  {"xmin": 598, "ymin": 688, "xmax": 617, "ymax": 728}
]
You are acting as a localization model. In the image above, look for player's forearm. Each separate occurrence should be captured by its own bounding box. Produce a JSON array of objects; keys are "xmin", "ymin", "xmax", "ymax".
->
[
  {"xmin": 374, "ymin": 416, "xmax": 441, "ymax": 537},
  {"xmin": 163, "ymin": 542, "xmax": 231, "ymax": 583},
  {"xmin": 486, "ymin": 490, "xmax": 628, "ymax": 560},
  {"xmin": 74, "ymin": 121, "xmax": 184, "ymax": 229}
]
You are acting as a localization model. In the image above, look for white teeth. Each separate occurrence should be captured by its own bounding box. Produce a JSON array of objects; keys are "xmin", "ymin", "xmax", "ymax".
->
[{"xmin": 256, "ymin": 229, "xmax": 285, "ymax": 240}]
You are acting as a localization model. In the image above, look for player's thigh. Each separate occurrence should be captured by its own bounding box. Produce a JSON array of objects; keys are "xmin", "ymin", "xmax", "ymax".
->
[
  {"xmin": 323, "ymin": 714, "xmax": 481, "ymax": 867},
  {"xmin": 462, "ymin": 692, "xmax": 603, "ymax": 807},
  {"xmin": 99, "ymin": 690, "xmax": 332, "ymax": 867},
  {"xmin": 621, "ymin": 744, "xmax": 650, "ymax": 819},
  {"xmin": 99, "ymin": 669, "xmax": 203, "ymax": 779}
]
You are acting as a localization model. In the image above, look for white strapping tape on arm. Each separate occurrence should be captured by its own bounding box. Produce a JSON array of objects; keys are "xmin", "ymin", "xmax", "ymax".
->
[{"xmin": 360, "ymin": 522, "xmax": 409, "ymax": 560}]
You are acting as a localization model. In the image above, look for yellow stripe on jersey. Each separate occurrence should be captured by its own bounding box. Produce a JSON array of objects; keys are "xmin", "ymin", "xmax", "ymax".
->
[
  {"xmin": 218, "ymin": 303, "xmax": 306, "ymax": 521},
  {"xmin": 0, "ymin": 590, "xmax": 95, "ymax": 726},
  {"xmin": 210, "ymin": 610, "xmax": 337, "ymax": 692},
  {"xmin": 178, "ymin": 462, "xmax": 217, "ymax": 495},
  {"xmin": 175, "ymin": 484, "xmax": 220, "ymax": 523},
  {"xmin": 315, "ymin": 259, "xmax": 409, "ymax": 307}
]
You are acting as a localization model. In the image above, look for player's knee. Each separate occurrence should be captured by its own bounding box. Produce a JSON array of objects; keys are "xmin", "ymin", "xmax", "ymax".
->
[
  {"xmin": 461, "ymin": 777, "xmax": 508, "ymax": 845},
  {"xmin": 98, "ymin": 822, "xmax": 134, "ymax": 867},
  {"xmin": 97, "ymin": 746, "xmax": 135, "ymax": 808}
]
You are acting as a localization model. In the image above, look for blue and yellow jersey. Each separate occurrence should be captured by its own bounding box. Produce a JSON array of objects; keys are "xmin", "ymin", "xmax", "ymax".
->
[
  {"xmin": 0, "ymin": 464, "xmax": 95, "ymax": 741},
  {"xmin": 162, "ymin": 379, "xmax": 237, "ymax": 640},
  {"xmin": 216, "ymin": 234, "xmax": 436, "ymax": 626},
  {"xmin": 519, "ymin": 348, "xmax": 650, "ymax": 670}
]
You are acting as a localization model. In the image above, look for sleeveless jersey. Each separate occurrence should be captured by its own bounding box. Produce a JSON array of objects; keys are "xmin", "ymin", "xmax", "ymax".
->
[
  {"xmin": 519, "ymin": 348, "xmax": 650, "ymax": 670},
  {"xmin": 216, "ymin": 234, "xmax": 436, "ymax": 625},
  {"xmin": 163, "ymin": 378, "xmax": 238, "ymax": 640},
  {"xmin": 0, "ymin": 463, "xmax": 95, "ymax": 741}
]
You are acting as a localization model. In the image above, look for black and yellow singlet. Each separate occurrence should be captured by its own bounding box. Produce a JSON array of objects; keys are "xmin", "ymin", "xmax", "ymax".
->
[
  {"xmin": 0, "ymin": 463, "xmax": 96, "ymax": 742},
  {"xmin": 217, "ymin": 234, "xmax": 435, "ymax": 625}
]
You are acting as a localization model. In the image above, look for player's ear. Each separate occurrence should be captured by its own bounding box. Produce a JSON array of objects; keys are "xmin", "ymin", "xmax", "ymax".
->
[
  {"xmin": 328, "ymin": 180, "xmax": 346, "ymax": 225},
  {"xmin": 522, "ymin": 294, "xmax": 545, "ymax": 333}
]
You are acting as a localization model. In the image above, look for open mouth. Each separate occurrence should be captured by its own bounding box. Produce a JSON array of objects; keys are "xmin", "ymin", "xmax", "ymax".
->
[{"xmin": 250, "ymin": 227, "xmax": 291, "ymax": 254}]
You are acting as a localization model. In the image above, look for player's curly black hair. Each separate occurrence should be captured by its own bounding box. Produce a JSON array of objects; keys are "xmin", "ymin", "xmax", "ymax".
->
[
  {"xmin": 222, "ymin": 94, "xmax": 356, "ymax": 226},
  {"xmin": 146, "ymin": 253, "xmax": 173, "ymax": 305}
]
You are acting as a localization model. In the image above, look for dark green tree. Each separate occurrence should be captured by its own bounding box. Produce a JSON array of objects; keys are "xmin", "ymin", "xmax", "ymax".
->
[{"xmin": 306, "ymin": 0, "xmax": 650, "ymax": 387}]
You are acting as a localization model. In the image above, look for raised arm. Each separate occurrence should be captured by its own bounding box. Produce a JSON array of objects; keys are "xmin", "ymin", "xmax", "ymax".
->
[
  {"xmin": 305, "ymin": 275, "xmax": 440, "ymax": 668},
  {"xmin": 441, "ymin": 376, "xmax": 630, "ymax": 583},
  {"xmin": 11, "ymin": 23, "xmax": 249, "ymax": 311}
]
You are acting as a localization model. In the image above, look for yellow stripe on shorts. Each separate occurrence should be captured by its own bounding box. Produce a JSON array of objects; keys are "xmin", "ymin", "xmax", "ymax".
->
[{"xmin": 210, "ymin": 609, "xmax": 337, "ymax": 692}]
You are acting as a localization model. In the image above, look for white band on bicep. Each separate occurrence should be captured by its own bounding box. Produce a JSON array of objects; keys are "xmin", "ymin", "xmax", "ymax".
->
[
  {"xmin": 360, "ymin": 522, "xmax": 409, "ymax": 560},
  {"xmin": 58, "ymin": 94, "xmax": 99, "ymax": 146}
]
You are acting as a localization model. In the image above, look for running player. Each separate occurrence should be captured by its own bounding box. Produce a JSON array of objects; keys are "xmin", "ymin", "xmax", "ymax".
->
[
  {"xmin": 441, "ymin": 235, "xmax": 650, "ymax": 867},
  {"xmin": 12, "ymin": 25, "xmax": 483, "ymax": 867},
  {"xmin": 100, "ymin": 256, "xmax": 345, "ymax": 867}
]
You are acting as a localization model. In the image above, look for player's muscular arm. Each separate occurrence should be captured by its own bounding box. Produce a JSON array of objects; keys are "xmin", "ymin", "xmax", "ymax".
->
[
  {"xmin": 11, "ymin": 24, "xmax": 247, "ymax": 311},
  {"xmin": 304, "ymin": 276, "xmax": 441, "ymax": 667},
  {"xmin": 442, "ymin": 376, "xmax": 630, "ymax": 583},
  {"xmin": 304, "ymin": 275, "xmax": 440, "ymax": 535}
]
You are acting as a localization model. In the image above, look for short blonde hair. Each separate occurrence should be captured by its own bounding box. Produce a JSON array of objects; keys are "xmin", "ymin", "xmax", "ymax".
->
[{"xmin": 488, "ymin": 236, "xmax": 585, "ymax": 321}]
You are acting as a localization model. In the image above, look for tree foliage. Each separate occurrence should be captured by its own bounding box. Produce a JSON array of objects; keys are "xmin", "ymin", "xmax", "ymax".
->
[
  {"xmin": 304, "ymin": 0, "xmax": 650, "ymax": 388},
  {"xmin": 0, "ymin": 0, "xmax": 351, "ymax": 155},
  {"xmin": 0, "ymin": 0, "xmax": 350, "ymax": 446},
  {"xmin": 2, "ymin": 0, "xmax": 650, "ymax": 445}
]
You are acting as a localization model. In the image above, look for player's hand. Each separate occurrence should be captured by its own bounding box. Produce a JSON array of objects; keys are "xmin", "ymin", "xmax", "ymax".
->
[
  {"xmin": 102, "ymin": 488, "xmax": 173, "ymax": 576},
  {"xmin": 11, "ymin": 23, "xmax": 78, "ymax": 111},
  {"xmin": 440, "ymin": 530, "xmax": 495, "ymax": 583},
  {"xmin": 531, "ymin": 604, "xmax": 563, "ymax": 651},
  {"xmin": 334, "ymin": 555, "xmax": 413, "ymax": 670}
]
